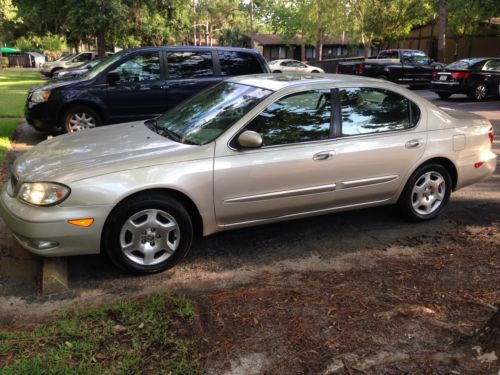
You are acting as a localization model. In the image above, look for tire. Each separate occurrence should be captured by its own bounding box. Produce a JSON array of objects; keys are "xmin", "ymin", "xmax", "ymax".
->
[
  {"xmin": 437, "ymin": 92, "xmax": 451, "ymax": 99},
  {"xmin": 468, "ymin": 83, "xmax": 487, "ymax": 101},
  {"xmin": 273, "ymin": 70, "xmax": 282, "ymax": 73},
  {"xmin": 377, "ymin": 75, "xmax": 389, "ymax": 81},
  {"xmin": 103, "ymin": 193, "xmax": 194, "ymax": 274},
  {"xmin": 63, "ymin": 105, "xmax": 101, "ymax": 133},
  {"xmin": 311, "ymin": 70, "xmax": 320, "ymax": 73},
  {"xmin": 398, "ymin": 163, "xmax": 452, "ymax": 222}
]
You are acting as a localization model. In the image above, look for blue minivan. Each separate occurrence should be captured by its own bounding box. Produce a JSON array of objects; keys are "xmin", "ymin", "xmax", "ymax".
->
[{"xmin": 26, "ymin": 46, "xmax": 270, "ymax": 132}]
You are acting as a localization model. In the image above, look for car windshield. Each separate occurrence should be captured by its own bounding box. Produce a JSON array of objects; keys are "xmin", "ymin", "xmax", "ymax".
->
[
  {"xmin": 81, "ymin": 51, "xmax": 127, "ymax": 79},
  {"xmin": 412, "ymin": 51, "xmax": 429, "ymax": 64},
  {"xmin": 153, "ymin": 82, "xmax": 272, "ymax": 145},
  {"xmin": 59, "ymin": 53, "xmax": 76, "ymax": 62}
]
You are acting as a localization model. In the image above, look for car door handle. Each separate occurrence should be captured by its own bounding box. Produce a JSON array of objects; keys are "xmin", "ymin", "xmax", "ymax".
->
[
  {"xmin": 405, "ymin": 138, "xmax": 424, "ymax": 148},
  {"xmin": 313, "ymin": 151, "xmax": 335, "ymax": 161}
]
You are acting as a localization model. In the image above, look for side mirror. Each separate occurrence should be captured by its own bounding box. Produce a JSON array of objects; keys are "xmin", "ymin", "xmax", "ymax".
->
[
  {"xmin": 238, "ymin": 130, "xmax": 263, "ymax": 148},
  {"xmin": 107, "ymin": 71, "xmax": 120, "ymax": 85}
]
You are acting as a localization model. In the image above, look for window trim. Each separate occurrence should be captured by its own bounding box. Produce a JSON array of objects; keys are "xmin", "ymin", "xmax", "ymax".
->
[{"xmin": 338, "ymin": 87, "xmax": 421, "ymax": 138}]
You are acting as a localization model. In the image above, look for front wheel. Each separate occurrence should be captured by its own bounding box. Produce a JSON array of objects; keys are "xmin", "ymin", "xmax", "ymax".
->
[
  {"xmin": 63, "ymin": 105, "xmax": 101, "ymax": 133},
  {"xmin": 103, "ymin": 193, "xmax": 194, "ymax": 274},
  {"xmin": 398, "ymin": 164, "xmax": 451, "ymax": 222}
]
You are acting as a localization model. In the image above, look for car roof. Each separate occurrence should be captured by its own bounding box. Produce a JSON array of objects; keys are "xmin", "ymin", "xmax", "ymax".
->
[
  {"xmin": 120, "ymin": 46, "xmax": 261, "ymax": 55},
  {"xmin": 227, "ymin": 73, "xmax": 379, "ymax": 91}
]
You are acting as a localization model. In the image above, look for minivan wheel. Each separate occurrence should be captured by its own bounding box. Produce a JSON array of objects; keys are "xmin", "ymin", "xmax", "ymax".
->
[
  {"xmin": 103, "ymin": 193, "xmax": 193, "ymax": 274},
  {"xmin": 63, "ymin": 105, "xmax": 101, "ymax": 133},
  {"xmin": 398, "ymin": 164, "xmax": 451, "ymax": 222},
  {"xmin": 437, "ymin": 92, "xmax": 451, "ymax": 99}
]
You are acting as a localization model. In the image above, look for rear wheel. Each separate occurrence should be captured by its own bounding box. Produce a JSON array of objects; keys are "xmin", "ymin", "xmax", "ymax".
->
[
  {"xmin": 103, "ymin": 193, "xmax": 193, "ymax": 274},
  {"xmin": 437, "ymin": 92, "xmax": 451, "ymax": 99},
  {"xmin": 469, "ymin": 83, "xmax": 487, "ymax": 101},
  {"xmin": 311, "ymin": 70, "xmax": 320, "ymax": 73},
  {"xmin": 273, "ymin": 70, "xmax": 282, "ymax": 73},
  {"xmin": 63, "ymin": 105, "xmax": 101, "ymax": 133},
  {"xmin": 398, "ymin": 164, "xmax": 451, "ymax": 222},
  {"xmin": 377, "ymin": 75, "xmax": 389, "ymax": 81}
]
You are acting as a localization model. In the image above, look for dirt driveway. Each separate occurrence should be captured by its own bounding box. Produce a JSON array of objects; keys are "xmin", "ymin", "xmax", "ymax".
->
[{"xmin": 0, "ymin": 90, "xmax": 498, "ymax": 373}]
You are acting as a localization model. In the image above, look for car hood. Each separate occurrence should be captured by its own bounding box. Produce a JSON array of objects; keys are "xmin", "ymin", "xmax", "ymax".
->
[
  {"xmin": 13, "ymin": 122, "xmax": 212, "ymax": 183},
  {"xmin": 30, "ymin": 78, "xmax": 83, "ymax": 91}
]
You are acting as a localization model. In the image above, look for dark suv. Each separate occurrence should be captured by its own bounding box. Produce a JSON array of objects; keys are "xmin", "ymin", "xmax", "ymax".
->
[{"xmin": 26, "ymin": 46, "xmax": 270, "ymax": 132}]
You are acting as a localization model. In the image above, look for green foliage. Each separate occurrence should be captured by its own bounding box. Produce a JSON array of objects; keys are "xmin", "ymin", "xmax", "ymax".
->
[
  {"xmin": 219, "ymin": 28, "xmax": 249, "ymax": 47},
  {"xmin": 0, "ymin": 292, "xmax": 201, "ymax": 374},
  {"xmin": 446, "ymin": 0, "xmax": 500, "ymax": 38}
]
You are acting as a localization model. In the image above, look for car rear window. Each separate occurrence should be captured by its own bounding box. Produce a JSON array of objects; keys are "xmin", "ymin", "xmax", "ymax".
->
[{"xmin": 218, "ymin": 51, "xmax": 263, "ymax": 76}]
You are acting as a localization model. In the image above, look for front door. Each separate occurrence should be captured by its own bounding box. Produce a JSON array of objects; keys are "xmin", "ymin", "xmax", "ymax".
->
[
  {"xmin": 214, "ymin": 89, "xmax": 337, "ymax": 225},
  {"xmin": 104, "ymin": 51, "xmax": 167, "ymax": 123}
]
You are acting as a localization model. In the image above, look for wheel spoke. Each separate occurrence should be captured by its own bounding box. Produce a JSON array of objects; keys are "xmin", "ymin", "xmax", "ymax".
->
[{"xmin": 144, "ymin": 250, "xmax": 155, "ymax": 265}]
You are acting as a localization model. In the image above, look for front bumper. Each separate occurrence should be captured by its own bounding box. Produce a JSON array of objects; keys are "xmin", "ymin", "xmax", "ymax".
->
[
  {"xmin": 25, "ymin": 100, "xmax": 60, "ymax": 130},
  {"xmin": 0, "ymin": 186, "xmax": 112, "ymax": 257}
]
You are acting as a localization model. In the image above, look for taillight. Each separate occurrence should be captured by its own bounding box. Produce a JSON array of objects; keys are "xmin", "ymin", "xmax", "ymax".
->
[
  {"xmin": 451, "ymin": 71, "xmax": 471, "ymax": 80},
  {"xmin": 489, "ymin": 127, "xmax": 494, "ymax": 144},
  {"xmin": 357, "ymin": 64, "xmax": 365, "ymax": 75},
  {"xmin": 432, "ymin": 70, "xmax": 438, "ymax": 78}
]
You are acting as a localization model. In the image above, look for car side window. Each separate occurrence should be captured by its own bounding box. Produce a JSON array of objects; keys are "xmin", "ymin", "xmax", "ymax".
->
[
  {"xmin": 218, "ymin": 51, "xmax": 263, "ymax": 76},
  {"xmin": 339, "ymin": 88, "xmax": 420, "ymax": 136},
  {"xmin": 113, "ymin": 53, "xmax": 161, "ymax": 83},
  {"xmin": 245, "ymin": 90, "xmax": 332, "ymax": 146},
  {"xmin": 482, "ymin": 60, "xmax": 500, "ymax": 71},
  {"xmin": 167, "ymin": 51, "xmax": 214, "ymax": 79},
  {"xmin": 74, "ymin": 53, "xmax": 92, "ymax": 62}
]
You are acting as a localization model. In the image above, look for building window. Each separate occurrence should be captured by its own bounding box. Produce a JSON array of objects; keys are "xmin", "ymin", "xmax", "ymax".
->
[
  {"xmin": 269, "ymin": 46, "xmax": 286, "ymax": 60},
  {"xmin": 305, "ymin": 46, "xmax": 315, "ymax": 60}
]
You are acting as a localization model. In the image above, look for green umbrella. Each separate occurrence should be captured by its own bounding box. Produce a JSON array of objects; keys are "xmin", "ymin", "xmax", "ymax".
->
[{"xmin": 1, "ymin": 47, "xmax": 21, "ymax": 54}]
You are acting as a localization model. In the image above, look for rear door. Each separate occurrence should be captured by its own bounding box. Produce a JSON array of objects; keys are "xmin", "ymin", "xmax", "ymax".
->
[
  {"xmin": 481, "ymin": 59, "xmax": 500, "ymax": 95},
  {"xmin": 329, "ymin": 86, "xmax": 426, "ymax": 206},
  {"xmin": 104, "ymin": 50, "xmax": 167, "ymax": 122},
  {"xmin": 165, "ymin": 49, "xmax": 221, "ymax": 111}
]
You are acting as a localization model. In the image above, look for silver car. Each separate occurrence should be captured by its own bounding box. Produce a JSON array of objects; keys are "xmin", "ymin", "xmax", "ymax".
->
[
  {"xmin": 0, "ymin": 74, "xmax": 496, "ymax": 274},
  {"xmin": 269, "ymin": 59, "xmax": 325, "ymax": 74}
]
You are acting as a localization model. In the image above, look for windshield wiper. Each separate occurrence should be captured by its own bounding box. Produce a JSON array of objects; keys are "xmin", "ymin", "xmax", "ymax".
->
[{"xmin": 147, "ymin": 118, "xmax": 182, "ymax": 143}]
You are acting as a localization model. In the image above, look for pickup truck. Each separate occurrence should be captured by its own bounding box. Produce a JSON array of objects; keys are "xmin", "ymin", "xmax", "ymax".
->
[{"xmin": 337, "ymin": 49, "xmax": 444, "ymax": 86}]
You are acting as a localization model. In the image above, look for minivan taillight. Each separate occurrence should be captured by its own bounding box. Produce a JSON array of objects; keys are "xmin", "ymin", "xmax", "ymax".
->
[
  {"xmin": 357, "ymin": 64, "xmax": 365, "ymax": 75},
  {"xmin": 451, "ymin": 71, "xmax": 471, "ymax": 80},
  {"xmin": 489, "ymin": 127, "xmax": 494, "ymax": 144}
]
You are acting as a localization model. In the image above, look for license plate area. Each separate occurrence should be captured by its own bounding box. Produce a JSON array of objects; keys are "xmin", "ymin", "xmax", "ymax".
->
[{"xmin": 439, "ymin": 75, "xmax": 448, "ymax": 81}]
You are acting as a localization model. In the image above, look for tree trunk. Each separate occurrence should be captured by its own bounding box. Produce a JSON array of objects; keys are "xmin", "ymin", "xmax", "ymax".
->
[
  {"xmin": 73, "ymin": 38, "xmax": 81, "ymax": 53},
  {"xmin": 301, "ymin": 44, "xmax": 305, "ymax": 61},
  {"xmin": 437, "ymin": 0, "xmax": 447, "ymax": 63},
  {"xmin": 466, "ymin": 307, "xmax": 500, "ymax": 357},
  {"xmin": 97, "ymin": 31, "xmax": 106, "ymax": 58}
]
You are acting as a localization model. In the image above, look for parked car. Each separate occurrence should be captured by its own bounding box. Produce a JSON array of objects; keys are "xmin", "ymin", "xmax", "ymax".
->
[
  {"xmin": 25, "ymin": 52, "xmax": 46, "ymax": 68},
  {"xmin": 26, "ymin": 46, "xmax": 270, "ymax": 133},
  {"xmin": 40, "ymin": 51, "xmax": 113, "ymax": 77},
  {"xmin": 430, "ymin": 58, "xmax": 500, "ymax": 100},
  {"xmin": 337, "ymin": 49, "xmax": 444, "ymax": 86},
  {"xmin": 269, "ymin": 59, "xmax": 324, "ymax": 73},
  {"xmin": 53, "ymin": 57, "xmax": 106, "ymax": 80},
  {"xmin": 4, "ymin": 74, "xmax": 496, "ymax": 274}
]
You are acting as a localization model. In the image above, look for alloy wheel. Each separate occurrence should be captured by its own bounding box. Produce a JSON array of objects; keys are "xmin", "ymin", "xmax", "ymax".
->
[
  {"xmin": 119, "ymin": 209, "xmax": 180, "ymax": 266},
  {"xmin": 68, "ymin": 112, "xmax": 96, "ymax": 132},
  {"xmin": 474, "ymin": 84, "xmax": 487, "ymax": 101},
  {"xmin": 411, "ymin": 171, "xmax": 446, "ymax": 216}
]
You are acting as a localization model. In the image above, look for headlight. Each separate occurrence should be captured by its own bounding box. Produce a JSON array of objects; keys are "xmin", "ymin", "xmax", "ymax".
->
[
  {"xmin": 30, "ymin": 90, "xmax": 51, "ymax": 103},
  {"xmin": 18, "ymin": 182, "xmax": 70, "ymax": 206}
]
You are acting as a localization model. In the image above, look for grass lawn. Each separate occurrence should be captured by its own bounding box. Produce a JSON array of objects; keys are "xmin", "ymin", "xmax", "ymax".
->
[
  {"xmin": 0, "ymin": 69, "xmax": 44, "ymax": 164},
  {"xmin": 0, "ymin": 293, "xmax": 201, "ymax": 374}
]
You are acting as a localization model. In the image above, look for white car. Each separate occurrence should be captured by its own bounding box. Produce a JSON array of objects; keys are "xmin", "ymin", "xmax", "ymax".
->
[
  {"xmin": 269, "ymin": 59, "xmax": 324, "ymax": 74},
  {"xmin": 41, "ymin": 51, "xmax": 113, "ymax": 78}
]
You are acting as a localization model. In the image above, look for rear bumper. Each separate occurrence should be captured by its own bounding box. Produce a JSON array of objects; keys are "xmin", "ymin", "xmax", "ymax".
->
[
  {"xmin": 430, "ymin": 80, "xmax": 466, "ymax": 94},
  {"xmin": 0, "ymin": 186, "xmax": 111, "ymax": 257},
  {"xmin": 455, "ymin": 151, "xmax": 497, "ymax": 190}
]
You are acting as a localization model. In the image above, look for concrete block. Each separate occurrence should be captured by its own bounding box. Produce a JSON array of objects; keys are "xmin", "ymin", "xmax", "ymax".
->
[{"xmin": 42, "ymin": 257, "xmax": 68, "ymax": 295}]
